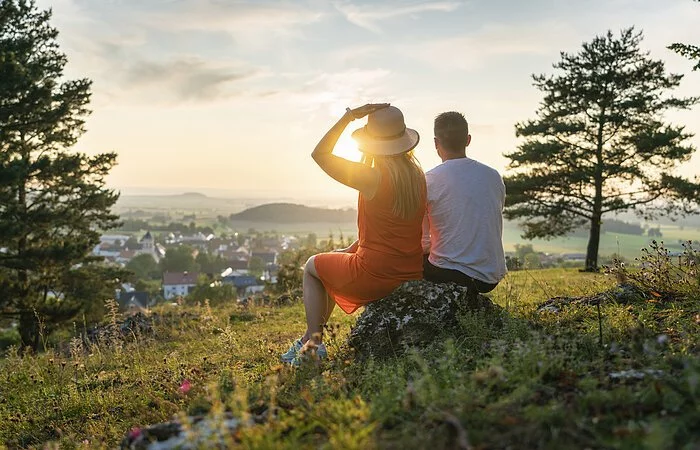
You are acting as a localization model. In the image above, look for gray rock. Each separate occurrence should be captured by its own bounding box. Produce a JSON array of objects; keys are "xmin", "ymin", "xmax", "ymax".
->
[
  {"xmin": 536, "ymin": 283, "xmax": 647, "ymax": 313},
  {"xmin": 348, "ymin": 280, "xmax": 500, "ymax": 359},
  {"xmin": 78, "ymin": 312, "xmax": 155, "ymax": 350},
  {"xmin": 609, "ymin": 369, "xmax": 664, "ymax": 380},
  {"xmin": 121, "ymin": 413, "xmax": 241, "ymax": 450}
]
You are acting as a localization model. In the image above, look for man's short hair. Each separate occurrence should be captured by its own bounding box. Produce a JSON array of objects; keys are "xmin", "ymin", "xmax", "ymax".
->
[{"xmin": 434, "ymin": 111, "xmax": 469, "ymax": 153}]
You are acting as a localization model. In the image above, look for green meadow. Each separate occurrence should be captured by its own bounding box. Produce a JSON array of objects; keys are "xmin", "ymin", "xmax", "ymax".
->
[
  {"xmin": 1, "ymin": 264, "xmax": 698, "ymax": 449},
  {"xmin": 501, "ymin": 223, "xmax": 700, "ymax": 258}
]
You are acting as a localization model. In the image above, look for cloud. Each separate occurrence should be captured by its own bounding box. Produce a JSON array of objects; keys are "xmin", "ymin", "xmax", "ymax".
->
[
  {"xmin": 157, "ymin": 2, "xmax": 325, "ymax": 33},
  {"xmin": 404, "ymin": 22, "xmax": 581, "ymax": 71},
  {"xmin": 257, "ymin": 68, "xmax": 393, "ymax": 117},
  {"xmin": 68, "ymin": 0, "xmax": 325, "ymax": 42},
  {"xmin": 122, "ymin": 57, "xmax": 258, "ymax": 102},
  {"xmin": 335, "ymin": 1, "xmax": 462, "ymax": 32},
  {"xmin": 54, "ymin": 29, "xmax": 261, "ymax": 105},
  {"xmin": 42, "ymin": 0, "xmax": 312, "ymax": 104},
  {"xmin": 328, "ymin": 44, "xmax": 384, "ymax": 65}
]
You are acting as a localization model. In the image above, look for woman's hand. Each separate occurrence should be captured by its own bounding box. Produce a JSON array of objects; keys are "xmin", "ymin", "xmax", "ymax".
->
[
  {"xmin": 311, "ymin": 104, "xmax": 385, "ymax": 197},
  {"xmin": 346, "ymin": 103, "xmax": 390, "ymax": 120}
]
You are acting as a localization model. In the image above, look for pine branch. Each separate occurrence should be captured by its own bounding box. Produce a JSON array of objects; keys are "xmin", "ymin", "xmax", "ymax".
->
[{"xmin": 668, "ymin": 43, "xmax": 700, "ymax": 71}]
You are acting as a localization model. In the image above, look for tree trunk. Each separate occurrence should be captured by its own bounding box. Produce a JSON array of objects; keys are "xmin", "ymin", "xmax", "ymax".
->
[
  {"xmin": 19, "ymin": 309, "xmax": 40, "ymax": 351},
  {"xmin": 17, "ymin": 139, "xmax": 37, "ymax": 350},
  {"xmin": 585, "ymin": 215, "xmax": 601, "ymax": 272},
  {"xmin": 586, "ymin": 105, "xmax": 606, "ymax": 273}
]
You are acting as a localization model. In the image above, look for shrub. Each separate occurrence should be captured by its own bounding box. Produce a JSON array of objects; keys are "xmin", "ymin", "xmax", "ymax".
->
[{"xmin": 606, "ymin": 240, "xmax": 699, "ymax": 298}]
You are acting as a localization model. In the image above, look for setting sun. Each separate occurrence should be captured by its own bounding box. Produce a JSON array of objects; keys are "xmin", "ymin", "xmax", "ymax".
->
[{"xmin": 333, "ymin": 130, "xmax": 363, "ymax": 162}]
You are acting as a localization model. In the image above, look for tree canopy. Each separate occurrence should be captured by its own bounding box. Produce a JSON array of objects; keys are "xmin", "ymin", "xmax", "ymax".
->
[
  {"xmin": 160, "ymin": 246, "xmax": 199, "ymax": 273},
  {"xmin": 504, "ymin": 28, "xmax": 700, "ymax": 271},
  {"xmin": 0, "ymin": 0, "xmax": 122, "ymax": 348},
  {"xmin": 126, "ymin": 254, "xmax": 160, "ymax": 280}
]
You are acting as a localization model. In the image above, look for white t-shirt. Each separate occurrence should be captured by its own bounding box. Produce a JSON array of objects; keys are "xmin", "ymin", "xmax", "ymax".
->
[{"xmin": 421, "ymin": 157, "xmax": 507, "ymax": 284}]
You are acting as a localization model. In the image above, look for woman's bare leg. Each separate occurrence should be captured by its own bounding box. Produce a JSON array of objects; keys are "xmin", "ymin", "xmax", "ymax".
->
[{"xmin": 301, "ymin": 255, "xmax": 335, "ymax": 345}]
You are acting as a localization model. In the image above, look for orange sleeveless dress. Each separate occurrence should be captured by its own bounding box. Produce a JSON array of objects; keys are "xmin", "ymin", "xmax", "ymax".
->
[{"xmin": 314, "ymin": 169, "xmax": 426, "ymax": 314}]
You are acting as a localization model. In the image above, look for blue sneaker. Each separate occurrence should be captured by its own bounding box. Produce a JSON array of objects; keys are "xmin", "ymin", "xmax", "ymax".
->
[
  {"xmin": 290, "ymin": 342, "xmax": 327, "ymax": 367},
  {"xmin": 280, "ymin": 339, "xmax": 303, "ymax": 363}
]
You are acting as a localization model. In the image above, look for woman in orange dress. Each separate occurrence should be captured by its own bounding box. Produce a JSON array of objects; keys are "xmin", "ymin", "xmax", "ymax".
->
[{"xmin": 281, "ymin": 104, "xmax": 426, "ymax": 365}]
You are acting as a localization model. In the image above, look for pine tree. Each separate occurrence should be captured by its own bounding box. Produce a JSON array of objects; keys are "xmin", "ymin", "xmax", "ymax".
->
[
  {"xmin": 504, "ymin": 28, "xmax": 700, "ymax": 271},
  {"xmin": 0, "ymin": 0, "xmax": 122, "ymax": 349},
  {"xmin": 668, "ymin": 0, "xmax": 700, "ymax": 70}
]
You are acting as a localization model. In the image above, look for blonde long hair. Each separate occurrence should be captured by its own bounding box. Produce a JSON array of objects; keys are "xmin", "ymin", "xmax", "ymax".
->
[{"xmin": 363, "ymin": 151, "xmax": 426, "ymax": 220}]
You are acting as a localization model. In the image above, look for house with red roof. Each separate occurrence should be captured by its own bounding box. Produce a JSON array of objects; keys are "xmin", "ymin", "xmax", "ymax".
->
[{"xmin": 163, "ymin": 271, "xmax": 199, "ymax": 300}]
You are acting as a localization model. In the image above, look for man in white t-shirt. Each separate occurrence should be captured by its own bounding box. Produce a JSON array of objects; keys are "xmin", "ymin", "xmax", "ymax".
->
[{"xmin": 421, "ymin": 111, "xmax": 507, "ymax": 293}]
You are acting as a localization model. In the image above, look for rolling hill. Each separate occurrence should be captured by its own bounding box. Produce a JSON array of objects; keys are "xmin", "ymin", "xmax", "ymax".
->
[{"xmin": 229, "ymin": 203, "xmax": 357, "ymax": 223}]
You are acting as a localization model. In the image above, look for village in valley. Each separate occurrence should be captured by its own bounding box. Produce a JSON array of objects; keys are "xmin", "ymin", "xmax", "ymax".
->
[
  {"xmin": 94, "ymin": 226, "xmax": 296, "ymax": 313},
  {"xmin": 87, "ymin": 191, "xmax": 700, "ymax": 316},
  {"xmin": 93, "ymin": 207, "xmax": 700, "ymax": 315}
]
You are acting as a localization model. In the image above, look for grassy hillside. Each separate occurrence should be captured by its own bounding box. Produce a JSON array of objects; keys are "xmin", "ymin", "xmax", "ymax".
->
[
  {"xmin": 1, "ymin": 263, "xmax": 698, "ymax": 449},
  {"xmin": 229, "ymin": 203, "xmax": 357, "ymax": 224},
  {"xmin": 115, "ymin": 192, "xmax": 255, "ymax": 216}
]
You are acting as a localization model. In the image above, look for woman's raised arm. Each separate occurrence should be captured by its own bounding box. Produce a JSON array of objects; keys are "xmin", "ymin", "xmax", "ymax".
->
[{"xmin": 311, "ymin": 104, "xmax": 388, "ymax": 197}]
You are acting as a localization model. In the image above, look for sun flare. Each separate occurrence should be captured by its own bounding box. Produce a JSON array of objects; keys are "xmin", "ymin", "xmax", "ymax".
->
[{"xmin": 333, "ymin": 131, "xmax": 363, "ymax": 162}]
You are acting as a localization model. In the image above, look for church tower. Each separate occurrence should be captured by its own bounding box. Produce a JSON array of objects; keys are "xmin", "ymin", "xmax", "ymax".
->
[{"xmin": 140, "ymin": 231, "xmax": 154, "ymax": 253}]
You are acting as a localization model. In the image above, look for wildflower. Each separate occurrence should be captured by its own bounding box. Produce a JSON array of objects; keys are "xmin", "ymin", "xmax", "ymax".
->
[
  {"xmin": 179, "ymin": 379, "xmax": 192, "ymax": 394},
  {"xmin": 127, "ymin": 427, "xmax": 142, "ymax": 440}
]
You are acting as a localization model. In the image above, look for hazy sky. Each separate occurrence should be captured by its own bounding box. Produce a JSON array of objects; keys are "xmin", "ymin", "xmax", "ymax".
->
[{"xmin": 39, "ymin": 0, "xmax": 700, "ymax": 206}]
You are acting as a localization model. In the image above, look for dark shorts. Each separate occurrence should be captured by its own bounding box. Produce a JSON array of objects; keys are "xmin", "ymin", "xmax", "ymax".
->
[{"xmin": 423, "ymin": 255, "xmax": 498, "ymax": 293}]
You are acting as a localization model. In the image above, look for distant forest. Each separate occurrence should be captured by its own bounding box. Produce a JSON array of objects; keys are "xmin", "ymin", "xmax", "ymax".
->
[{"xmin": 229, "ymin": 203, "xmax": 357, "ymax": 223}]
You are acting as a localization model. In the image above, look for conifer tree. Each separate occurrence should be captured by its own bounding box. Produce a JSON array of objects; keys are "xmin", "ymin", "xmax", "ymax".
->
[
  {"xmin": 504, "ymin": 28, "xmax": 699, "ymax": 271},
  {"xmin": 0, "ymin": 0, "xmax": 122, "ymax": 348},
  {"xmin": 669, "ymin": 0, "xmax": 699, "ymax": 70}
]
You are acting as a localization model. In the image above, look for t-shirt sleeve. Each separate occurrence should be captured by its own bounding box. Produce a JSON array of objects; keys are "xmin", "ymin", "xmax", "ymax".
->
[
  {"xmin": 499, "ymin": 173, "xmax": 506, "ymax": 208},
  {"xmin": 425, "ymin": 169, "xmax": 436, "ymax": 203},
  {"xmin": 421, "ymin": 169, "xmax": 436, "ymax": 253},
  {"xmin": 421, "ymin": 210, "xmax": 431, "ymax": 253}
]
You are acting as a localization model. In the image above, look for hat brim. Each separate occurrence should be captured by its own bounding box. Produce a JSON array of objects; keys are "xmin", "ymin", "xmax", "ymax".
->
[{"xmin": 351, "ymin": 127, "xmax": 420, "ymax": 156}]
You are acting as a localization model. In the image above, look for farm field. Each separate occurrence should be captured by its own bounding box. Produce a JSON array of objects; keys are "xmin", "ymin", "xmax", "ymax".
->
[{"xmin": 502, "ymin": 223, "xmax": 699, "ymax": 259}]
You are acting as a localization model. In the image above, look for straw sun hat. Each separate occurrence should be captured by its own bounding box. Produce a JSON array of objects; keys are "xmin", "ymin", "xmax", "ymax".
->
[{"xmin": 351, "ymin": 106, "xmax": 420, "ymax": 156}]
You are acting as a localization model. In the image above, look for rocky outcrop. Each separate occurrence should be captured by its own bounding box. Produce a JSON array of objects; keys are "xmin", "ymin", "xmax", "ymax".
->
[
  {"xmin": 348, "ymin": 280, "xmax": 500, "ymax": 359},
  {"xmin": 84, "ymin": 312, "xmax": 155, "ymax": 345},
  {"xmin": 121, "ymin": 413, "xmax": 241, "ymax": 450},
  {"xmin": 536, "ymin": 283, "xmax": 650, "ymax": 313}
]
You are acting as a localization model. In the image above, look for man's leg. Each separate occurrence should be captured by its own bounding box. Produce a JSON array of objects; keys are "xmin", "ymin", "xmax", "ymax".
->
[
  {"xmin": 302, "ymin": 255, "xmax": 335, "ymax": 345},
  {"xmin": 424, "ymin": 256, "xmax": 497, "ymax": 295},
  {"xmin": 474, "ymin": 279, "xmax": 498, "ymax": 293},
  {"xmin": 423, "ymin": 256, "xmax": 470, "ymax": 286}
]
